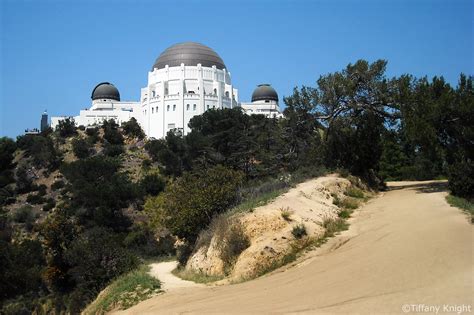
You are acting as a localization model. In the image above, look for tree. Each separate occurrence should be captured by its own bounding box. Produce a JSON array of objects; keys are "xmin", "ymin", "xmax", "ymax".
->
[{"xmin": 102, "ymin": 119, "xmax": 123, "ymax": 145}]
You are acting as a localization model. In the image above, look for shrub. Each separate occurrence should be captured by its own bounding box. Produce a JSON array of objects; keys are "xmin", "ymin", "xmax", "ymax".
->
[
  {"xmin": 26, "ymin": 193, "xmax": 46, "ymax": 204},
  {"xmin": 139, "ymin": 173, "xmax": 165, "ymax": 196},
  {"xmin": 56, "ymin": 117, "xmax": 77, "ymax": 138},
  {"xmin": 323, "ymin": 217, "xmax": 348, "ymax": 237},
  {"xmin": 42, "ymin": 198, "xmax": 56, "ymax": 212},
  {"xmin": 338, "ymin": 209, "xmax": 352, "ymax": 219},
  {"xmin": 102, "ymin": 119, "xmax": 124, "ymax": 145},
  {"xmin": 37, "ymin": 184, "xmax": 47, "ymax": 196},
  {"xmin": 448, "ymin": 159, "xmax": 474, "ymax": 199},
  {"xmin": 291, "ymin": 224, "xmax": 307, "ymax": 239},
  {"xmin": 344, "ymin": 187, "xmax": 364, "ymax": 199},
  {"xmin": 103, "ymin": 144, "xmax": 124, "ymax": 157},
  {"xmin": 65, "ymin": 227, "xmax": 139, "ymax": 311},
  {"xmin": 122, "ymin": 118, "xmax": 145, "ymax": 140},
  {"xmin": 72, "ymin": 137, "xmax": 92, "ymax": 159},
  {"xmin": 214, "ymin": 216, "xmax": 250, "ymax": 274},
  {"xmin": 51, "ymin": 180, "xmax": 65, "ymax": 191},
  {"xmin": 12, "ymin": 205, "xmax": 35, "ymax": 224},
  {"xmin": 145, "ymin": 165, "xmax": 244, "ymax": 242},
  {"xmin": 85, "ymin": 127, "xmax": 99, "ymax": 143},
  {"xmin": 15, "ymin": 163, "xmax": 34, "ymax": 193},
  {"xmin": 280, "ymin": 207, "xmax": 293, "ymax": 221},
  {"xmin": 16, "ymin": 135, "xmax": 59, "ymax": 168}
]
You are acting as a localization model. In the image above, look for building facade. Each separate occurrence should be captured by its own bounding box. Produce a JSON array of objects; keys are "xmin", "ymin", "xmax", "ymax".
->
[{"xmin": 51, "ymin": 42, "xmax": 282, "ymax": 138}]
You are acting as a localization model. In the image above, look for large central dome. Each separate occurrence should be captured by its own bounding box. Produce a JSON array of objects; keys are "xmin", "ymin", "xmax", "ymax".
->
[{"xmin": 152, "ymin": 42, "xmax": 226, "ymax": 71}]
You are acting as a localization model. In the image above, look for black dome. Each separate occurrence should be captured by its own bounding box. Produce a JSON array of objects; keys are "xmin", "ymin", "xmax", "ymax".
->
[
  {"xmin": 152, "ymin": 42, "xmax": 226, "ymax": 71},
  {"xmin": 91, "ymin": 82, "xmax": 120, "ymax": 101},
  {"xmin": 251, "ymin": 84, "xmax": 278, "ymax": 102}
]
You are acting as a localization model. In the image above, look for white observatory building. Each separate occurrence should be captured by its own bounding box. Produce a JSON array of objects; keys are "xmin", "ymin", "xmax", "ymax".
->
[{"xmin": 51, "ymin": 42, "xmax": 282, "ymax": 138}]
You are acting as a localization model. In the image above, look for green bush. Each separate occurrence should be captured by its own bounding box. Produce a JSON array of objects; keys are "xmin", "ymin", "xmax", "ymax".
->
[
  {"xmin": 213, "ymin": 216, "xmax": 250, "ymax": 274},
  {"xmin": 72, "ymin": 137, "xmax": 92, "ymax": 159},
  {"xmin": 139, "ymin": 173, "xmax": 165, "ymax": 196},
  {"xmin": 102, "ymin": 119, "xmax": 124, "ymax": 145},
  {"xmin": 122, "ymin": 118, "xmax": 145, "ymax": 139},
  {"xmin": 291, "ymin": 224, "xmax": 307, "ymax": 239},
  {"xmin": 448, "ymin": 159, "xmax": 474, "ymax": 199},
  {"xmin": 26, "ymin": 193, "xmax": 46, "ymax": 204},
  {"xmin": 56, "ymin": 118, "xmax": 77, "ymax": 138},
  {"xmin": 16, "ymin": 135, "xmax": 59, "ymax": 169},
  {"xmin": 323, "ymin": 217, "xmax": 349, "ymax": 237},
  {"xmin": 85, "ymin": 127, "xmax": 99, "ymax": 143},
  {"xmin": 64, "ymin": 227, "xmax": 139, "ymax": 312},
  {"xmin": 42, "ymin": 198, "xmax": 56, "ymax": 211},
  {"xmin": 103, "ymin": 143, "xmax": 124, "ymax": 157},
  {"xmin": 344, "ymin": 187, "xmax": 364, "ymax": 199},
  {"xmin": 145, "ymin": 165, "xmax": 244, "ymax": 242},
  {"xmin": 12, "ymin": 205, "xmax": 35, "ymax": 223},
  {"xmin": 51, "ymin": 180, "xmax": 65, "ymax": 191}
]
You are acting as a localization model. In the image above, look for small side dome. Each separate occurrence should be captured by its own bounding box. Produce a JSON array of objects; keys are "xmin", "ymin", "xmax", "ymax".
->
[
  {"xmin": 251, "ymin": 84, "xmax": 278, "ymax": 102},
  {"xmin": 91, "ymin": 82, "xmax": 120, "ymax": 101}
]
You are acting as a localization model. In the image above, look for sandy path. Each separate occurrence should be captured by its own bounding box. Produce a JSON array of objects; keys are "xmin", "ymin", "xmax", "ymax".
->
[
  {"xmin": 148, "ymin": 261, "xmax": 204, "ymax": 291},
  {"xmin": 119, "ymin": 180, "xmax": 473, "ymax": 314}
]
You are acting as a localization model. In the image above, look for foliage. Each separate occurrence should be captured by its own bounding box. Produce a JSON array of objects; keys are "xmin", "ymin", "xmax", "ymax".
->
[
  {"xmin": 16, "ymin": 134, "xmax": 59, "ymax": 169},
  {"xmin": 280, "ymin": 207, "xmax": 293, "ymax": 221},
  {"xmin": 26, "ymin": 193, "xmax": 46, "ymax": 204},
  {"xmin": 145, "ymin": 165, "xmax": 244, "ymax": 242},
  {"xmin": 51, "ymin": 180, "xmax": 65, "ymax": 191},
  {"xmin": 291, "ymin": 224, "xmax": 307, "ymax": 239},
  {"xmin": 56, "ymin": 118, "xmax": 77, "ymax": 138},
  {"xmin": 446, "ymin": 194, "xmax": 474, "ymax": 223},
  {"xmin": 323, "ymin": 217, "xmax": 349, "ymax": 237},
  {"xmin": 85, "ymin": 127, "xmax": 99, "ymax": 143},
  {"xmin": 344, "ymin": 187, "xmax": 364, "ymax": 199},
  {"xmin": 103, "ymin": 143, "xmax": 124, "ymax": 157},
  {"xmin": 102, "ymin": 119, "xmax": 124, "ymax": 145},
  {"xmin": 63, "ymin": 227, "xmax": 138, "ymax": 313},
  {"xmin": 139, "ymin": 173, "xmax": 166, "ymax": 196},
  {"xmin": 83, "ymin": 264, "xmax": 161, "ymax": 314},
  {"xmin": 0, "ymin": 239, "xmax": 45, "ymax": 303},
  {"xmin": 122, "ymin": 118, "xmax": 145, "ymax": 139},
  {"xmin": 71, "ymin": 137, "xmax": 92, "ymax": 159},
  {"xmin": 60, "ymin": 156, "xmax": 135, "ymax": 229},
  {"xmin": 213, "ymin": 216, "xmax": 250, "ymax": 274}
]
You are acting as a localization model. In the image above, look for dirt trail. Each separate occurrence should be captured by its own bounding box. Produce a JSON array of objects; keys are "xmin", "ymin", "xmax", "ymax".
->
[
  {"xmin": 119, "ymin": 180, "xmax": 473, "ymax": 314},
  {"xmin": 148, "ymin": 261, "xmax": 204, "ymax": 291}
]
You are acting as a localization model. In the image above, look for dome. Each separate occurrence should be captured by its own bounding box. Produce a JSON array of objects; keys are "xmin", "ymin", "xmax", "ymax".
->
[
  {"xmin": 91, "ymin": 82, "xmax": 120, "ymax": 101},
  {"xmin": 152, "ymin": 42, "xmax": 226, "ymax": 71},
  {"xmin": 251, "ymin": 84, "xmax": 278, "ymax": 102}
]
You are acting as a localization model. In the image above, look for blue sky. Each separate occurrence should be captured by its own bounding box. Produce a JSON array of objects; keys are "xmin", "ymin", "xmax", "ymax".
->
[{"xmin": 1, "ymin": 0, "xmax": 472, "ymax": 138}]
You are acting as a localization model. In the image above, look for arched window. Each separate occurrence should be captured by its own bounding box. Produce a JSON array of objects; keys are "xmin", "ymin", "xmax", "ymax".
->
[
  {"xmin": 213, "ymin": 88, "xmax": 217, "ymax": 95},
  {"xmin": 225, "ymin": 91, "xmax": 229, "ymax": 97},
  {"xmin": 193, "ymin": 104, "xmax": 196, "ymax": 111},
  {"xmin": 173, "ymin": 104, "xmax": 176, "ymax": 111},
  {"xmin": 186, "ymin": 104, "xmax": 190, "ymax": 111},
  {"xmin": 167, "ymin": 105, "xmax": 170, "ymax": 111},
  {"xmin": 152, "ymin": 91, "xmax": 156, "ymax": 97},
  {"xmin": 156, "ymin": 106, "xmax": 158, "ymax": 112},
  {"xmin": 152, "ymin": 107, "xmax": 154, "ymax": 114}
]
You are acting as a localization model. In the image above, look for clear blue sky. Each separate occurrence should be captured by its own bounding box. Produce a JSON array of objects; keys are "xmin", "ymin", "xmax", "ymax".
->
[{"xmin": 1, "ymin": 0, "xmax": 472, "ymax": 138}]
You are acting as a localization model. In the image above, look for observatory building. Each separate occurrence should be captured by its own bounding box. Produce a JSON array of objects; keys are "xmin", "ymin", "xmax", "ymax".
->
[{"xmin": 51, "ymin": 42, "xmax": 282, "ymax": 138}]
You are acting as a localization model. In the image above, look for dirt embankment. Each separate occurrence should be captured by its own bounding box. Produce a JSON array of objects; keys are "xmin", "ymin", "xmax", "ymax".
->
[{"xmin": 185, "ymin": 175, "xmax": 364, "ymax": 281}]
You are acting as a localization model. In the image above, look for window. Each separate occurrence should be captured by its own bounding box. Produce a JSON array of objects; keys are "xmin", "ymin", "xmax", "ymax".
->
[
  {"xmin": 225, "ymin": 91, "xmax": 229, "ymax": 97},
  {"xmin": 156, "ymin": 106, "xmax": 158, "ymax": 112},
  {"xmin": 173, "ymin": 104, "xmax": 176, "ymax": 111},
  {"xmin": 265, "ymin": 100, "xmax": 270, "ymax": 103},
  {"xmin": 167, "ymin": 123, "xmax": 175, "ymax": 130},
  {"xmin": 213, "ymin": 88, "xmax": 217, "ymax": 95},
  {"xmin": 167, "ymin": 105, "xmax": 170, "ymax": 111},
  {"xmin": 207, "ymin": 105, "xmax": 210, "ymax": 110},
  {"xmin": 193, "ymin": 104, "xmax": 196, "ymax": 111},
  {"xmin": 152, "ymin": 107, "xmax": 154, "ymax": 114},
  {"xmin": 145, "ymin": 110, "xmax": 147, "ymax": 115},
  {"xmin": 186, "ymin": 104, "xmax": 190, "ymax": 111},
  {"xmin": 152, "ymin": 91, "xmax": 156, "ymax": 97}
]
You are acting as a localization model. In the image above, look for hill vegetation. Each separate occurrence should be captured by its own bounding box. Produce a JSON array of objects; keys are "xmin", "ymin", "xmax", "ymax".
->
[{"xmin": 0, "ymin": 60, "xmax": 472, "ymax": 314}]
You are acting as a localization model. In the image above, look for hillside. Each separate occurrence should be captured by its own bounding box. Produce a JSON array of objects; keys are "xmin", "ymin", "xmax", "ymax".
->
[{"xmin": 118, "ymin": 180, "xmax": 473, "ymax": 314}]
